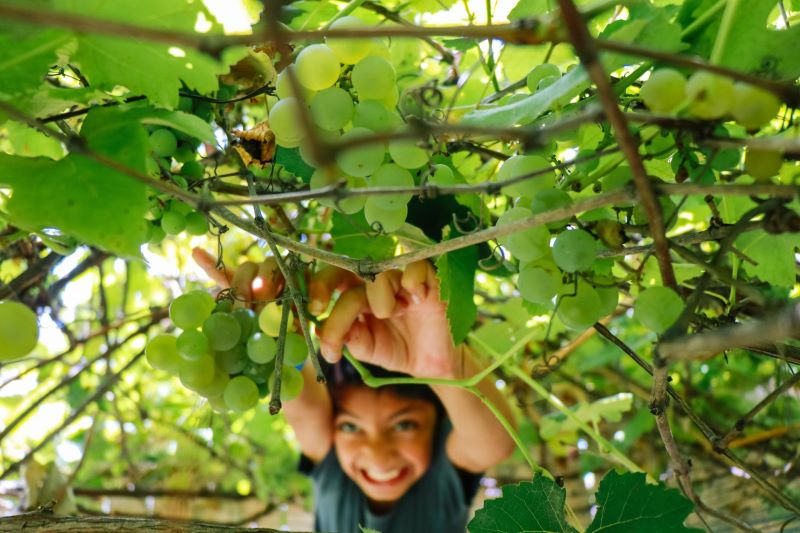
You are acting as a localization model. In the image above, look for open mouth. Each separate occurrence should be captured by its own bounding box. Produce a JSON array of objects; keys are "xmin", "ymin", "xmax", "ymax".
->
[{"xmin": 361, "ymin": 466, "xmax": 409, "ymax": 485}]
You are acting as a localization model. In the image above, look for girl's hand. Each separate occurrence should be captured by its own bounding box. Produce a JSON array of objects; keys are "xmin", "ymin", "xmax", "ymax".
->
[
  {"xmin": 191, "ymin": 248, "xmax": 285, "ymax": 310},
  {"xmin": 317, "ymin": 261, "xmax": 460, "ymax": 380}
]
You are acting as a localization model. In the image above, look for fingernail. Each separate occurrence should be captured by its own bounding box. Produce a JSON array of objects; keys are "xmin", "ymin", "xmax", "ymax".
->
[{"xmin": 411, "ymin": 293, "xmax": 421, "ymax": 304}]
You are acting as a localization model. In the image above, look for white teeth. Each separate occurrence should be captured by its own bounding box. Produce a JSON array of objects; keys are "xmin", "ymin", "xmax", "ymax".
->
[{"xmin": 365, "ymin": 468, "xmax": 401, "ymax": 481}]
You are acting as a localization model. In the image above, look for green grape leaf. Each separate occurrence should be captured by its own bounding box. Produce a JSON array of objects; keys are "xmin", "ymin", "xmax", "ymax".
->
[
  {"xmin": 678, "ymin": 0, "xmax": 800, "ymax": 80},
  {"xmin": 468, "ymin": 476, "xmax": 578, "ymax": 533},
  {"xmin": 51, "ymin": 0, "xmax": 234, "ymax": 108},
  {"xmin": 735, "ymin": 232, "xmax": 797, "ymax": 288},
  {"xmin": 121, "ymin": 106, "xmax": 216, "ymax": 142},
  {"xmin": 4, "ymin": 121, "xmax": 66, "ymax": 159},
  {"xmin": 0, "ymin": 28, "xmax": 73, "ymax": 96},
  {"xmin": 586, "ymin": 471, "xmax": 701, "ymax": 532},
  {"xmin": 330, "ymin": 211, "xmax": 396, "ymax": 260},
  {"xmin": 463, "ymin": 65, "xmax": 590, "ymax": 127},
  {"xmin": 0, "ymin": 154, "xmax": 148, "ymax": 257},
  {"xmin": 441, "ymin": 38, "xmax": 478, "ymax": 52},
  {"xmin": 0, "ymin": 107, "xmax": 149, "ymax": 256},
  {"xmin": 282, "ymin": 0, "xmax": 338, "ymax": 30},
  {"xmin": 509, "ymin": 0, "xmax": 552, "ymax": 20},
  {"xmin": 276, "ymin": 146, "xmax": 315, "ymax": 183},
  {"xmin": 436, "ymin": 246, "xmax": 478, "ymax": 345}
]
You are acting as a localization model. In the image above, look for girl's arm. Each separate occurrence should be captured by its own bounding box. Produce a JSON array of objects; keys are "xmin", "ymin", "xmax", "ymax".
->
[
  {"xmin": 282, "ymin": 364, "xmax": 334, "ymax": 463},
  {"xmin": 428, "ymin": 345, "xmax": 517, "ymax": 474}
]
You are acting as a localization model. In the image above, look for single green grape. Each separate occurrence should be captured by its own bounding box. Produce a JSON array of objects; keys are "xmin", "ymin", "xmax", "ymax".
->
[
  {"xmin": 232, "ymin": 308, "xmax": 258, "ymax": 340},
  {"xmin": 364, "ymin": 197, "xmax": 407, "ymax": 233},
  {"xmin": 634, "ymin": 286, "xmax": 684, "ymax": 334},
  {"xmin": 526, "ymin": 63, "xmax": 561, "ymax": 93},
  {"xmin": 310, "ymin": 87, "xmax": 354, "ymax": 131},
  {"xmin": 148, "ymin": 224, "xmax": 166, "ymax": 244},
  {"xmin": 258, "ymin": 302, "xmax": 284, "ymax": 337},
  {"xmin": 160, "ymin": 211, "xmax": 186, "ymax": 235},
  {"xmin": 731, "ymin": 83, "xmax": 781, "ymax": 130},
  {"xmin": 428, "ymin": 164, "xmax": 456, "ymax": 186},
  {"xmin": 640, "ymin": 69, "xmax": 687, "ymax": 114},
  {"xmin": 686, "ymin": 71, "xmax": 734, "ymax": 119},
  {"xmin": 530, "ymin": 189, "xmax": 573, "ymax": 228},
  {"xmin": 326, "ymin": 16, "xmax": 371, "ymax": 64},
  {"xmin": 247, "ymin": 332, "xmax": 277, "ymax": 364},
  {"xmin": 176, "ymin": 329, "xmax": 210, "ymax": 360},
  {"xmin": 536, "ymin": 75, "xmax": 560, "ymax": 92},
  {"xmin": 173, "ymin": 144, "xmax": 197, "ymax": 164},
  {"xmin": 369, "ymin": 163, "xmax": 414, "ymax": 210},
  {"xmin": 224, "ymin": 375, "xmax": 260, "ymax": 412},
  {"xmin": 214, "ymin": 299, "xmax": 234, "ymax": 314},
  {"xmin": 310, "ymin": 169, "xmax": 368, "ymax": 214},
  {"xmin": 146, "ymin": 334, "xmax": 182, "ymax": 373},
  {"xmin": 596, "ymin": 285, "xmax": 619, "ymax": 317},
  {"xmin": 282, "ymin": 332, "xmax": 308, "ymax": 366},
  {"xmin": 170, "ymin": 292, "xmax": 213, "ymax": 330},
  {"xmin": 744, "ymin": 148, "xmax": 783, "ymax": 180},
  {"xmin": 215, "ymin": 344, "xmax": 248, "ymax": 374},
  {"xmin": 335, "ymin": 127, "xmax": 386, "ymax": 177},
  {"xmin": 198, "ymin": 365, "xmax": 230, "ymax": 398},
  {"xmin": 275, "ymin": 67, "xmax": 316, "ymax": 101},
  {"xmin": 243, "ymin": 360, "xmax": 273, "ymax": 385},
  {"xmin": 149, "ymin": 129, "xmax": 178, "ymax": 157},
  {"xmin": 557, "ymin": 283, "xmax": 602, "ymax": 330},
  {"xmin": 269, "ymin": 97, "xmax": 305, "ymax": 146},
  {"xmin": 517, "ymin": 265, "xmax": 560, "ymax": 304},
  {"xmin": 295, "ymin": 44, "xmax": 340, "ymax": 91},
  {"xmin": 186, "ymin": 290, "xmax": 216, "ymax": 316},
  {"xmin": 184, "ymin": 212, "xmax": 208, "ymax": 236},
  {"xmin": 0, "ymin": 300, "xmax": 38, "ymax": 360},
  {"xmin": 552, "ymin": 230, "xmax": 596, "ymax": 273},
  {"xmin": 179, "ymin": 353, "xmax": 215, "ymax": 391},
  {"xmin": 202, "ymin": 312, "xmax": 242, "ymax": 351},
  {"xmin": 180, "ymin": 160, "xmax": 204, "ymax": 180},
  {"xmin": 270, "ymin": 365, "xmax": 305, "ymax": 401},
  {"xmin": 496, "ymin": 207, "xmax": 550, "ymax": 262},
  {"xmin": 497, "ymin": 155, "xmax": 556, "ymax": 199},
  {"xmin": 352, "ymin": 56, "xmax": 395, "ymax": 100},
  {"xmin": 352, "ymin": 101, "xmax": 394, "ymax": 132},
  {"xmin": 388, "ymin": 139, "xmax": 428, "ymax": 169}
]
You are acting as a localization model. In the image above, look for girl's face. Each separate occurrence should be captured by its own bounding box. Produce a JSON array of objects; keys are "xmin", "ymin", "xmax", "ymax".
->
[{"xmin": 333, "ymin": 385, "xmax": 437, "ymax": 512}]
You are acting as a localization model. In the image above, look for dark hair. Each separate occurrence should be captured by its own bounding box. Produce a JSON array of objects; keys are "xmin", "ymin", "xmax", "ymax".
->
[{"xmin": 321, "ymin": 357, "xmax": 444, "ymax": 416}]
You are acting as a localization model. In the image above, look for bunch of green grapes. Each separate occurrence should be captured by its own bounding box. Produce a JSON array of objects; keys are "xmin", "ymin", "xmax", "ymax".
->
[
  {"xmin": 640, "ymin": 69, "xmax": 783, "ymax": 128},
  {"xmin": 145, "ymin": 292, "xmax": 306, "ymax": 413},
  {"xmin": 144, "ymin": 199, "xmax": 209, "ymax": 244},
  {"xmin": 266, "ymin": 17, "xmax": 435, "ymax": 233}
]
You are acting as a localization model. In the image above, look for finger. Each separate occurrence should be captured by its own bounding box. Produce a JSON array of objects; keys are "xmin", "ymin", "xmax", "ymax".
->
[
  {"xmin": 252, "ymin": 257, "xmax": 285, "ymax": 304},
  {"xmin": 343, "ymin": 320, "xmax": 375, "ymax": 364},
  {"xmin": 232, "ymin": 261, "xmax": 259, "ymax": 307},
  {"xmin": 318, "ymin": 285, "xmax": 368, "ymax": 363},
  {"xmin": 192, "ymin": 247, "xmax": 233, "ymax": 288},
  {"xmin": 366, "ymin": 270, "xmax": 402, "ymax": 319},
  {"xmin": 400, "ymin": 261, "xmax": 434, "ymax": 303},
  {"xmin": 308, "ymin": 266, "xmax": 361, "ymax": 316}
]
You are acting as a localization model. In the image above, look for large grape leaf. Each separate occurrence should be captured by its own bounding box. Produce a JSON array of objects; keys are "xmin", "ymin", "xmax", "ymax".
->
[
  {"xmin": 435, "ymin": 246, "xmax": 478, "ymax": 345},
  {"xmin": 468, "ymin": 476, "xmax": 578, "ymax": 533},
  {"xmin": 0, "ymin": 107, "xmax": 150, "ymax": 256},
  {"xmin": 330, "ymin": 212, "xmax": 396, "ymax": 260},
  {"xmin": 678, "ymin": 0, "xmax": 800, "ymax": 80},
  {"xmin": 51, "ymin": 0, "xmax": 240, "ymax": 108},
  {"xmin": 735, "ymin": 232, "xmax": 797, "ymax": 289},
  {"xmin": 587, "ymin": 471, "xmax": 701, "ymax": 532},
  {"xmin": 0, "ymin": 28, "xmax": 72, "ymax": 96}
]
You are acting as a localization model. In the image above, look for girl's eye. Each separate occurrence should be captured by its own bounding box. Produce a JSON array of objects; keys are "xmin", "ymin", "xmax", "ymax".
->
[
  {"xmin": 394, "ymin": 420, "xmax": 418, "ymax": 431},
  {"xmin": 337, "ymin": 421, "xmax": 359, "ymax": 433}
]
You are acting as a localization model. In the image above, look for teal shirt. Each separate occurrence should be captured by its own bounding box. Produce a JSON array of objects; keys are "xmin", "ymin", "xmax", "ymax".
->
[{"xmin": 299, "ymin": 418, "xmax": 481, "ymax": 533}]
